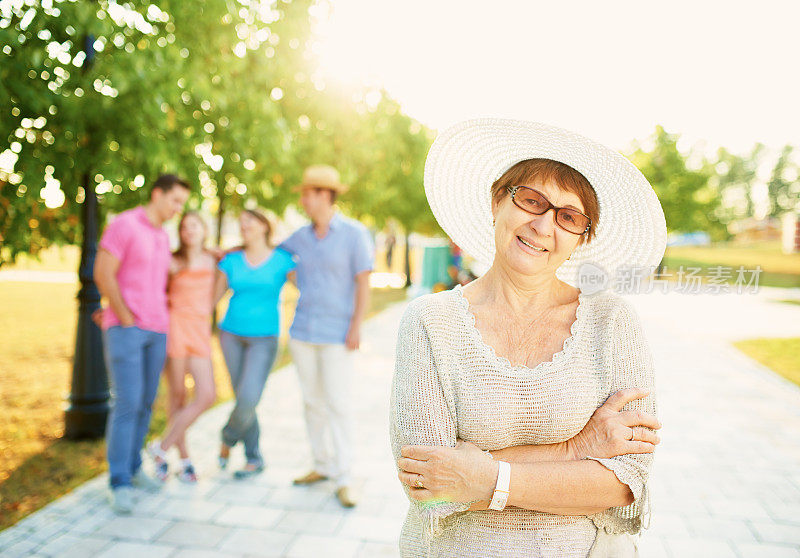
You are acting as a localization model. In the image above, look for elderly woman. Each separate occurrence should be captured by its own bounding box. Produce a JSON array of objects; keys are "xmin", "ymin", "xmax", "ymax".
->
[{"xmin": 390, "ymin": 119, "xmax": 667, "ymax": 557}]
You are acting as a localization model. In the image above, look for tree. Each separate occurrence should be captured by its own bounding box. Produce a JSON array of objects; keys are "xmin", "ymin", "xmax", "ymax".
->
[
  {"xmin": 628, "ymin": 126, "xmax": 726, "ymax": 239},
  {"xmin": 709, "ymin": 144, "xmax": 763, "ymax": 227},
  {"xmin": 766, "ymin": 145, "xmax": 799, "ymax": 218}
]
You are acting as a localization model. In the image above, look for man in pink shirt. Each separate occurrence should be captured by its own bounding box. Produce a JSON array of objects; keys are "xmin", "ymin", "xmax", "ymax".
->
[{"xmin": 94, "ymin": 174, "xmax": 190, "ymax": 514}]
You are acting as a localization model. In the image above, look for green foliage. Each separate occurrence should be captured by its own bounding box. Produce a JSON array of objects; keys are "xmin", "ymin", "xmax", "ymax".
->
[
  {"xmin": 0, "ymin": 0, "xmax": 437, "ymax": 265},
  {"xmin": 766, "ymin": 145, "xmax": 799, "ymax": 218},
  {"xmin": 710, "ymin": 144, "xmax": 763, "ymax": 225},
  {"xmin": 629, "ymin": 126, "xmax": 727, "ymax": 239}
]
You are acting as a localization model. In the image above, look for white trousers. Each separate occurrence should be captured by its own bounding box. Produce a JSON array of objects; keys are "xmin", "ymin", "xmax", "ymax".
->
[{"xmin": 288, "ymin": 338, "xmax": 354, "ymax": 487}]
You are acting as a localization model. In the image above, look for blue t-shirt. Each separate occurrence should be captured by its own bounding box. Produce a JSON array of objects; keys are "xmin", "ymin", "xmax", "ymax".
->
[{"xmin": 218, "ymin": 248, "xmax": 296, "ymax": 337}]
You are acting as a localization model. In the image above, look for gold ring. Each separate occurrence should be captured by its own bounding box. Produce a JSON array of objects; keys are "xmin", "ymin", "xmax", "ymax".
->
[
  {"xmin": 415, "ymin": 477, "xmax": 424, "ymax": 489},
  {"xmin": 629, "ymin": 427, "xmax": 636, "ymax": 441}
]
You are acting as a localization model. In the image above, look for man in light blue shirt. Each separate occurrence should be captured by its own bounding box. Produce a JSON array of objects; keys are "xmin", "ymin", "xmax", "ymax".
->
[{"xmin": 279, "ymin": 165, "xmax": 373, "ymax": 508}]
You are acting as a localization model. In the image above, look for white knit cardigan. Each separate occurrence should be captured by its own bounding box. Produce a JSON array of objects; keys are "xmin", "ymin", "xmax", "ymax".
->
[{"xmin": 389, "ymin": 286, "xmax": 656, "ymax": 558}]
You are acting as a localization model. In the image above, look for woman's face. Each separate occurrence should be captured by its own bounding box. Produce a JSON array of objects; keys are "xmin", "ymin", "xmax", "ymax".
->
[
  {"xmin": 239, "ymin": 212, "xmax": 267, "ymax": 246},
  {"xmin": 491, "ymin": 178, "xmax": 585, "ymax": 278},
  {"xmin": 179, "ymin": 214, "xmax": 206, "ymax": 248}
]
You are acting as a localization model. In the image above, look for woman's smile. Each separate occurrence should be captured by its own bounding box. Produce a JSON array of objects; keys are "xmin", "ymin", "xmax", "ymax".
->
[{"xmin": 516, "ymin": 235, "xmax": 549, "ymax": 256}]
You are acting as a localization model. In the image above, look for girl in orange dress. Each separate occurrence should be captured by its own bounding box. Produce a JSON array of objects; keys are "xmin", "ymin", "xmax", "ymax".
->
[{"xmin": 148, "ymin": 211, "xmax": 217, "ymax": 483}]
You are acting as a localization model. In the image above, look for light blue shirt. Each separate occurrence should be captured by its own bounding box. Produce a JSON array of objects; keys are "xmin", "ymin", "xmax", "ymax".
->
[
  {"xmin": 279, "ymin": 213, "xmax": 374, "ymax": 344},
  {"xmin": 218, "ymin": 248, "xmax": 296, "ymax": 337}
]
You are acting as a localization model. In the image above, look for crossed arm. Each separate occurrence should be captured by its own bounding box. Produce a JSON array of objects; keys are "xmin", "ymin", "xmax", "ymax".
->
[{"xmin": 391, "ymin": 301, "xmax": 658, "ymax": 520}]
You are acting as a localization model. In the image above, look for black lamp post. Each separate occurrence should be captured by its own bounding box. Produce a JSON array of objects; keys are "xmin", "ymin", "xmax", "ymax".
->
[{"xmin": 65, "ymin": 35, "xmax": 109, "ymax": 439}]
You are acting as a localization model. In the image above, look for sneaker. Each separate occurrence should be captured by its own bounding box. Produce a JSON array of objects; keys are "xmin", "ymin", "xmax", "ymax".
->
[
  {"xmin": 110, "ymin": 486, "xmax": 135, "ymax": 515},
  {"xmin": 218, "ymin": 443, "xmax": 230, "ymax": 470},
  {"xmin": 335, "ymin": 486, "xmax": 357, "ymax": 508},
  {"xmin": 233, "ymin": 462, "xmax": 265, "ymax": 480},
  {"xmin": 147, "ymin": 441, "xmax": 169, "ymax": 481},
  {"xmin": 177, "ymin": 464, "xmax": 198, "ymax": 484},
  {"xmin": 132, "ymin": 469, "xmax": 163, "ymax": 492},
  {"xmin": 292, "ymin": 471, "xmax": 328, "ymax": 485}
]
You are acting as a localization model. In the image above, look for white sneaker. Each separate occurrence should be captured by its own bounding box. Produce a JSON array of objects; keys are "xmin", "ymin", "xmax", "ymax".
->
[
  {"xmin": 132, "ymin": 469, "xmax": 163, "ymax": 492},
  {"xmin": 110, "ymin": 487, "xmax": 135, "ymax": 515}
]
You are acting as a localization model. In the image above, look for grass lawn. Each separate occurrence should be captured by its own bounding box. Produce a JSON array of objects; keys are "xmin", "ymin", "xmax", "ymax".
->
[
  {"xmin": 0, "ymin": 281, "xmax": 407, "ymax": 530},
  {"xmin": 663, "ymin": 241, "xmax": 800, "ymax": 288},
  {"xmin": 734, "ymin": 337, "xmax": 800, "ymax": 388}
]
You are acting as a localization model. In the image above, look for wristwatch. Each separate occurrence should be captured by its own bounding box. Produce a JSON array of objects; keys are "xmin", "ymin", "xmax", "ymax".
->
[{"xmin": 488, "ymin": 461, "xmax": 511, "ymax": 511}]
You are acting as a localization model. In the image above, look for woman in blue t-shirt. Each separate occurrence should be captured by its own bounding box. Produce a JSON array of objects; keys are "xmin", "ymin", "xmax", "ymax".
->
[{"xmin": 212, "ymin": 209, "xmax": 296, "ymax": 478}]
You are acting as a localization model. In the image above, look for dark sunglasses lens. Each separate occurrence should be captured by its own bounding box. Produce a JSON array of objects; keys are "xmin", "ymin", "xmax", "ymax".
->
[
  {"xmin": 557, "ymin": 209, "xmax": 589, "ymax": 234},
  {"xmin": 513, "ymin": 187, "xmax": 548, "ymax": 215}
]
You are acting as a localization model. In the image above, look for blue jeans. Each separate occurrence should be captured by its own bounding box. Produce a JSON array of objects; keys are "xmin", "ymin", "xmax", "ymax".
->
[
  {"xmin": 219, "ymin": 331, "xmax": 278, "ymax": 465},
  {"xmin": 104, "ymin": 326, "xmax": 167, "ymax": 488}
]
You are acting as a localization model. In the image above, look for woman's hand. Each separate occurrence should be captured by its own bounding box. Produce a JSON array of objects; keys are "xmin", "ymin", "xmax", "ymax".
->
[
  {"xmin": 566, "ymin": 388, "xmax": 661, "ymax": 460},
  {"xmin": 397, "ymin": 440, "xmax": 497, "ymax": 504}
]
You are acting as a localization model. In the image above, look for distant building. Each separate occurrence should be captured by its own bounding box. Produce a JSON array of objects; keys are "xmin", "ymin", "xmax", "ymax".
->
[
  {"xmin": 728, "ymin": 217, "xmax": 782, "ymax": 243},
  {"xmin": 782, "ymin": 212, "xmax": 800, "ymax": 254}
]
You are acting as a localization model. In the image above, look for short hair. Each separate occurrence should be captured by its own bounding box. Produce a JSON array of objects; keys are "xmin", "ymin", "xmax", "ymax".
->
[
  {"xmin": 490, "ymin": 159, "xmax": 599, "ymax": 244},
  {"xmin": 151, "ymin": 174, "xmax": 191, "ymax": 196}
]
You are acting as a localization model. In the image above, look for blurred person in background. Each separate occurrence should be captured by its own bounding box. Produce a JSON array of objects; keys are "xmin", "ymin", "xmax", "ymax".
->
[
  {"xmin": 147, "ymin": 211, "xmax": 218, "ymax": 484},
  {"xmin": 280, "ymin": 165, "xmax": 374, "ymax": 509},
  {"xmin": 94, "ymin": 174, "xmax": 190, "ymax": 514},
  {"xmin": 213, "ymin": 209, "xmax": 297, "ymax": 479}
]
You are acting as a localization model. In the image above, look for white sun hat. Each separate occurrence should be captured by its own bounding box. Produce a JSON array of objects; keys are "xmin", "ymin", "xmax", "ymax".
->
[{"xmin": 424, "ymin": 118, "xmax": 667, "ymax": 287}]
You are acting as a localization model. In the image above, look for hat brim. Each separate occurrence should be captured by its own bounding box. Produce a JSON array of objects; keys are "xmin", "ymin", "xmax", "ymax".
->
[
  {"xmin": 424, "ymin": 118, "xmax": 667, "ymax": 286},
  {"xmin": 292, "ymin": 182, "xmax": 349, "ymax": 194}
]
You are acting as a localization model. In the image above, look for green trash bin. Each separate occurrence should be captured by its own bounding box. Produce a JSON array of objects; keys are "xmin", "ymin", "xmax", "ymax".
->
[{"xmin": 420, "ymin": 245, "xmax": 452, "ymax": 291}]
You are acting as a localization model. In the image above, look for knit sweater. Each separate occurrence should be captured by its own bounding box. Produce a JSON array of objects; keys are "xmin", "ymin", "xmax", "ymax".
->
[{"xmin": 389, "ymin": 285, "xmax": 656, "ymax": 558}]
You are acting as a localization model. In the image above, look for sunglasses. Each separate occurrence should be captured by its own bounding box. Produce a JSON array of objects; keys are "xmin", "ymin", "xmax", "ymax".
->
[{"xmin": 506, "ymin": 186, "xmax": 591, "ymax": 236}]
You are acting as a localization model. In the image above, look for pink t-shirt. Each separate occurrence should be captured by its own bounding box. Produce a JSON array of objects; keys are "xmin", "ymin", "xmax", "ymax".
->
[{"xmin": 99, "ymin": 206, "xmax": 171, "ymax": 333}]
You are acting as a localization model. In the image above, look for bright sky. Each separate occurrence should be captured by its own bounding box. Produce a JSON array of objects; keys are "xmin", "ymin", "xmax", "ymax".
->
[{"xmin": 316, "ymin": 0, "xmax": 800, "ymax": 155}]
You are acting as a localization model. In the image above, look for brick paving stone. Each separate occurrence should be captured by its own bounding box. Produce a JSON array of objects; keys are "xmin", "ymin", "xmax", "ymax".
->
[
  {"xmin": 274, "ymin": 510, "xmax": 344, "ymax": 535},
  {"xmin": 212, "ymin": 504, "xmax": 285, "ymax": 529},
  {"xmin": 207, "ymin": 482, "xmax": 274, "ymax": 505},
  {"xmin": 95, "ymin": 541, "xmax": 176, "ymax": 558},
  {"xmin": 357, "ymin": 541, "xmax": 401, "ymax": 557},
  {"xmin": 171, "ymin": 549, "xmax": 242, "ymax": 558},
  {"xmin": 218, "ymin": 527, "xmax": 294, "ymax": 557},
  {"xmin": 95, "ymin": 516, "xmax": 172, "ymax": 542},
  {"xmin": 636, "ymin": 535, "xmax": 670, "ymax": 558},
  {"xmin": 665, "ymin": 536, "xmax": 739, "ymax": 557},
  {"xmin": 750, "ymin": 521, "xmax": 800, "ymax": 546},
  {"xmin": 35, "ymin": 533, "xmax": 111, "ymax": 558},
  {"xmin": 153, "ymin": 498, "xmax": 226, "ymax": 522},
  {"xmin": 155, "ymin": 521, "xmax": 231, "ymax": 548},
  {"xmin": 338, "ymin": 514, "xmax": 402, "ymax": 544},
  {"xmin": 735, "ymin": 542, "xmax": 800, "ymax": 558},
  {"xmin": 285, "ymin": 534, "xmax": 362, "ymax": 558}
]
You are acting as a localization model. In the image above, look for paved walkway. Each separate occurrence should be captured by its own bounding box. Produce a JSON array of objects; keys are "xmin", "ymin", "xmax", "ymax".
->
[{"xmin": 1, "ymin": 289, "xmax": 800, "ymax": 557}]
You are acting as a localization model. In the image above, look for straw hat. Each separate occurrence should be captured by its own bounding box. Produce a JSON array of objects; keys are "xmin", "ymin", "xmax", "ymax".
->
[
  {"xmin": 424, "ymin": 118, "xmax": 667, "ymax": 287},
  {"xmin": 293, "ymin": 165, "xmax": 349, "ymax": 194}
]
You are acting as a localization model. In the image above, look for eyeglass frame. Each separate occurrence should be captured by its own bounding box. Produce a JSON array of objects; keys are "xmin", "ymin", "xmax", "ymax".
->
[{"xmin": 505, "ymin": 185, "xmax": 592, "ymax": 236}]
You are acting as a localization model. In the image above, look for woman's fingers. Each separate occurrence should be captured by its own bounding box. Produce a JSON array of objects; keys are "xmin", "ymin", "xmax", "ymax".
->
[
  {"xmin": 624, "ymin": 441, "xmax": 657, "ymax": 454},
  {"xmin": 620, "ymin": 410, "xmax": 661, "ymax": 430},
  {"xmin": 398, "ymin": 470, "xmax": 425, "ymax": 488},
  {"xmin": 631, "ymin": 426, "xmax": 660, "ymax": 445},
  {"xmin": 400, "ymin": 445, "xmax": 436, "ymax": 460},
  {"xmin": 603, "ymin": 388, "xmax": 650, "ymax": 412},
  {"xmin": 397, "ymin": 457, "xmax": 427, "ymax": 475}
]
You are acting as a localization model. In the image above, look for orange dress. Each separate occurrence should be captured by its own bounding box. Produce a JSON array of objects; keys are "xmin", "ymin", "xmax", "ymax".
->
[{"xmin": 166, "ymin": 268, "xmax": 214, "ymax": 359}]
